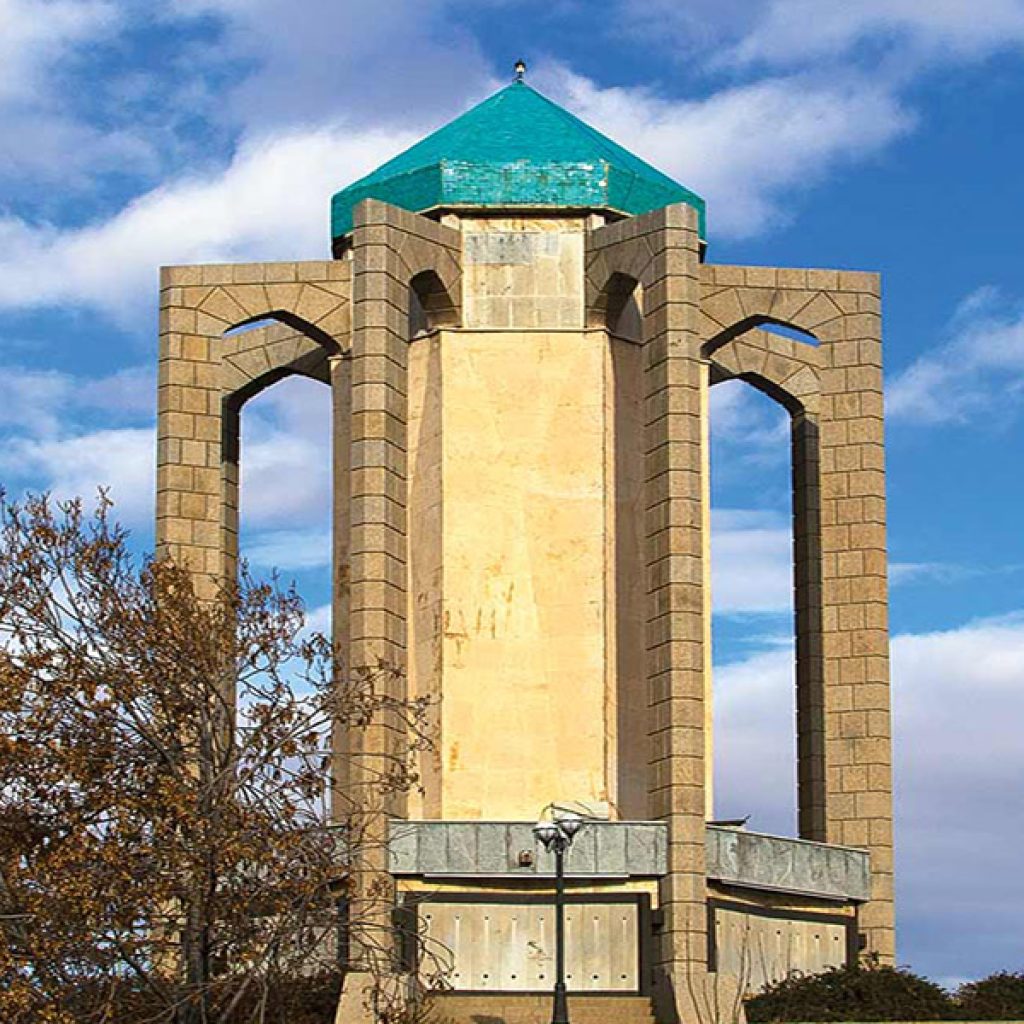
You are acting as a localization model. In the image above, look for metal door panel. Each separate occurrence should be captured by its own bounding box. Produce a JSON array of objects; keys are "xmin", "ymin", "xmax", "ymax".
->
[
  {"xmin": 419, "ymin": 901, "xmax": 639, "ymax": 992},
  {"xmin": 714, "ymin": 906, "xmax": 848, "ymax": 994}
]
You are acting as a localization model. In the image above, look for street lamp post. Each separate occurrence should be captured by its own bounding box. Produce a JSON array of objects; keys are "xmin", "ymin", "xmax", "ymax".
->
[{"xmin": 532, "ymin": 813, "xmax": 584, "ymax": 1024}]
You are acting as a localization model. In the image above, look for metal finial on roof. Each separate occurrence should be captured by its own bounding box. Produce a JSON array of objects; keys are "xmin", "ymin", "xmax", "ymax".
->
[{"xmin": 514, "ymin": 60, "xmax": 527, "ymax": 82}]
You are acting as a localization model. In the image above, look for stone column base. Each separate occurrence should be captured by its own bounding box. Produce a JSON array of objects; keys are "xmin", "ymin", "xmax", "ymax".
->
[
  {"xmin": 335, "ymin": 972, "xmax": 425, "ymax": 1024},
  {"xmin": 654, "ymin": 968, "xmax": 748, "ymax": 1024},
  {"xmin": 334, "ymin": 975, "xmax": 377, "ymax": 1024}
]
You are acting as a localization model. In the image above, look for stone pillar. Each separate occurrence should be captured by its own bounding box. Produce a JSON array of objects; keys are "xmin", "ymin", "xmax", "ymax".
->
[
  {"xmin": 348, "ymin": 201, "xmax": 414, "ymax": 821},
  {"xmin": 587, "ymin": 204, "xmax": 712, "ymax": 1017},
  {"xmin": 345, "ymin": 200, "xmax": 461, "ymax": 814},
  {"xmin": 639, "ymin": 206, "xmax": 711, "ymax": 1010},
  {"xmin": 157, "ymin": 269, "xmax": 231, "ymax": 597},
  {"xmin": 343, "ymin": 204, "xmax": 413, "ymax": 990},
  {"xmin": 817, "ymin": 285, "xmax": 895, "ymax": 959},
  {"xmin": 342, "ymin": 201, "xmax": 461, "ymax": 997},
  {"xmin": 330, "ymin": 351, "xmax": 353, "ymax": 820}
]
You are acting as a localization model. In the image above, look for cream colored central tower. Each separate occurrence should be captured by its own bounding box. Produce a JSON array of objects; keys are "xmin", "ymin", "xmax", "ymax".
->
[{"xmin": 406, "ymin": 212, "xmax": 650, "ymax": 823}]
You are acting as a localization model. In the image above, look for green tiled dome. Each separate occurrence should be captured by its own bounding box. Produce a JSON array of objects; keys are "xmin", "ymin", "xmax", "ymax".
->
[{"xmin": 330, "ymin": 82, "xmax": 706, "ymax": 242}]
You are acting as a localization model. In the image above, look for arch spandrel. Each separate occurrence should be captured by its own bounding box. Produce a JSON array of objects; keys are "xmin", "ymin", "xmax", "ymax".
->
[
  {"xmin": 162, "ymin": 259, "xmax": 351, "ymax": 349},
  {"xmin": 706, "ymin": 328, "xmax": 822, "ymax": 416},
  {"xmin": 698, "ymin": 262, "xmax": 880, "ymax": 346},
  {"xmin": 220, "ymin": 322, "xmax": 333, "ymax": 407}
]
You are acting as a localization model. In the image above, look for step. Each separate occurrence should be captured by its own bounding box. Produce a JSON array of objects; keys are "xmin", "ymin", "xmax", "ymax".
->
[{"xmin": 428, "ymin": 993, "xmax": 656, "ymax": 1024}]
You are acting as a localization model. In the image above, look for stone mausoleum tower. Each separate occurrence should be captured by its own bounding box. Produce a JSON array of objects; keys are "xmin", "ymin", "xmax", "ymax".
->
[{"xmin": 156, "ymin": 76, "xmax": 895, "ymax": 1023}]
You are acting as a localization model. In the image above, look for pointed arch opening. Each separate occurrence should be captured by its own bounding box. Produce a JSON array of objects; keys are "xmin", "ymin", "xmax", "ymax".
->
[
  {"xmin": 217, "ymin": 319, "xmax": 344, "ymax": 653},
  {"xmin": 709, "ymin": 375, "xmax": 799, "ymax": 836},
  {"xmin": 232, "ymin": 371, "xmax": 334, "ymax": 634},
  {"xmin": 223, "ymin": 311, "xmax": 344, "ymax": 355}
]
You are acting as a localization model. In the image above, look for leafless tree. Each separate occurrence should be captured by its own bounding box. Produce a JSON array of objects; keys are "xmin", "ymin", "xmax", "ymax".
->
[{"xmin": 0, "ymin": 493, "xmax": 430, "ymax": 1024}]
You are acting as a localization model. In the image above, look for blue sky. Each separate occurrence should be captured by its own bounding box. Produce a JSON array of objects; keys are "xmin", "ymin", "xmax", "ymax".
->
[{"xmin": 1, "ymin": 0, "xmax": 1022, "ymax": 987}]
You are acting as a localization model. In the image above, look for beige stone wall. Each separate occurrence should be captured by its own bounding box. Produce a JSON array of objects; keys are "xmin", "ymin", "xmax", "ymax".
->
[
  {"xmin": 401, "ymin": 214, "xmax": 649, "ymax": 823},
  {"xmin": 407, "ymin": 327, "xmax": 615, "ymax": 820}
]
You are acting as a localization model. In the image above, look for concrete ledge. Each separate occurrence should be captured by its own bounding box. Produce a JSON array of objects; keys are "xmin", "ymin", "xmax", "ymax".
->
[
  {"xmin": 388, "ymin": 820, "xmax": 667, "ymax": 878},
  {"xmin": 706, "ymin": 825, "xmax": 871, "ymax": 902},
  {"xmin": 388, "ymin": 821, "xmax": 871, "ymax": 903}
]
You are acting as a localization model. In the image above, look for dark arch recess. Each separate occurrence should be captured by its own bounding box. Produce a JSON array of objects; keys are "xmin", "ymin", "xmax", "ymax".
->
[
  {"xmin": 590, "ymin": 271, "xmax": 643, "ymax": 341},
  {"xmin": 704, "ymin": 315, "xmax": 818, "ymax": 358},
  {"xmin": 409, "ymin": 270, "xmax": 459, "ymax": 334},
  {"xmin": 227, "ymin": 310, "xmax": 343, "ymax": 356}
]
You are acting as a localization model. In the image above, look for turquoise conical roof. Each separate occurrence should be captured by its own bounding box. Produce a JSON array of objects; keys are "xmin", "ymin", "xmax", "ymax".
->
[{"xmin": 330, "ymin": 82, "xmax": 706, "ymax": 241}]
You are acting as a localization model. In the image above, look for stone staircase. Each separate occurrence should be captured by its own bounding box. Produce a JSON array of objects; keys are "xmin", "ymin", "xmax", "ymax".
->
[{"xmin": 428, "ymin": 993, "xmax": 657, "ymax": 1024}]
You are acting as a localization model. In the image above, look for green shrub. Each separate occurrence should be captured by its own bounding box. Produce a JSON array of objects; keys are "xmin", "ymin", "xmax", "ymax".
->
[
  {"xmin": 954, "ymin": 971, "xmax": 1024, "ymax": 1020},
  {"xmin": 744, "ymin": 955, "xmax": 954, "ymax": 1022}
]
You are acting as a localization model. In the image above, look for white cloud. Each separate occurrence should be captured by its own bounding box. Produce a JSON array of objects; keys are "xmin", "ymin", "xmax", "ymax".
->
[
  {"xmin": 713, "ymin": 611, "xmax": 1024, "ymax": 979},
  {"xmin": 889, "ymin": 561, "xmax": 969, "ymax": 585},
  {"xmin": 890, "ymin": 560, "xmax": 1024, "ymax": 585},
  {"xmin": 710, "ymin": 513, "xmax": 1016, "ymax": 620},
  {"xmin": 547, "ymin": 68, "xmax": 914, "ymax": 237},
  {"xmin": 723, "ymin": 0, "xmax": 1024, "ymax": 68},
  {"xmin": 0, "ymin": 367, "xmax": 70, "ymax": 436},
  {"xmin": 0, "ymin": 363, "xmax": 154, "ymax": 437},
  {"xmin": 0, "ymin": 0, "xmax": 137, "ymax": 183},
  {"xmin": 0, "ymin": 426, "xmax": 156, "ymax": 526},
  {"xmin": 712, "ymin": 508, "xmax": 793, "ymax": 617},
  {"xmin": 239, "ymin": 375, "xmax": 331, "ymax": 532},
  {"xmin": 0, "ymin": 124, "xmax": 417, "ymax": 320},
  {"xmin": 708, "ymin": 382, "xmax": 793, "ymax": 620},
  {"xmin": 237, "ymin": 420, "xmax": 329, "ymax": 525},
  {"xmin": 713, "ymin": 642, "xmax": 798, "ymax": 832},
  {"xmin": 0, "ymin": 0, "xmax": 943, "ymax": 324},
  {"xmin": 0, "ymin": 0, "xmax": 115, "ymax": 104},
  {"xmin": 888, "ymin": 288, "xmax": 1024, "ymax": 424},
  {"xmin": 0, "ymin": 366, "xmax": 330, "ymax": 536},
  {"xmin": 0, "ymin": 406, "xmax": 329, "ymax": 535},
  {"xmin": 615, "ymin": 0, "xmax": 760, "ymax": 53},
  {"xmin": 77, "ymin": 365, "xmax": 155, "ymax": 417},
  {"xmin": 165, "ymin": 0, "xmax": 498, "ymax": 133},
  {"xmin": 709, "ymin": 378, "xmax": 789, "ymax": 455},
  {"xmin": 893, "ymin": 612, "xmax": 1024, "ymax": 980},
  {"xmin": 0, "ymin": 62, "xmax": 917, "ymax": 319},
  {"xmin": 301, "ymin": 602, "xmax": 331, "ymax": 638},
  {"xmin": 0, "ymin": 362, "xmax": 157, "ymax": 526},
  {"xmin": 245, "ymin": 529, "xmax": 331, "ymax": 571}
]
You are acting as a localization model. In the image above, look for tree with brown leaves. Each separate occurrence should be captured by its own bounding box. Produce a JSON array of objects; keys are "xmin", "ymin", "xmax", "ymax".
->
[{"xmin": 0, "ymin": 493, "xmax": 429, "ymax": 1024}]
